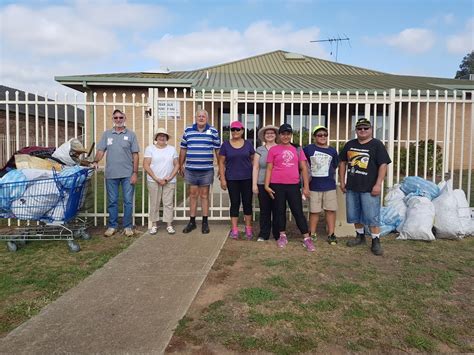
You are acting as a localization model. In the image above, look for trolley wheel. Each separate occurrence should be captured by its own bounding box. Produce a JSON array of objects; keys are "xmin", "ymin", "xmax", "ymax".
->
[
  {"xmin": 7, "ymin": 242, "xmax": 18, "ymax": 252},
  {"xmin": 79, "ymin": 231, "xmax": 91, "ymax": 240},
  {"xmin": 67, "ymin": 240, "xmax": 81, "ymax": 253}
]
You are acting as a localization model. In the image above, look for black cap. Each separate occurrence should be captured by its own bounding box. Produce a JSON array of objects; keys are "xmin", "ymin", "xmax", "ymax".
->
[
  {"xmin": 279, "ymin": 123, "xmax": 293, "ymax": 134},
  {"xmin": 355, "ymin": 118, "xmax": 372, "ymax": 128}
]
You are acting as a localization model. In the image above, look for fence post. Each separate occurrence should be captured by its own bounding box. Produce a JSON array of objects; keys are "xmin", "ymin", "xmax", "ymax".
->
[{"xmin": 387, "ymin": 88, "xmax": 396, "ymax": 188}]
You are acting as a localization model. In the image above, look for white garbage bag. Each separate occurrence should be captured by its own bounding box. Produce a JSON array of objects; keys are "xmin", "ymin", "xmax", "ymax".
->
[
  {"xmin": 452, "ymin": 189, "xmax": 474, "ymax": 236},
  {"xmin": 432, "ymin": 183, "xmax": 465, "ymax": 239},
  {"xmin": 398, "ymin": 196, "xmax": 435, "ymax": 241},
  {"xmin": 384, "ymin": 184, "xmax": 407, "ymax": 220},
  {"xmin": 11, "ymin": 181, "xmax": 60, "ymax": 220}
]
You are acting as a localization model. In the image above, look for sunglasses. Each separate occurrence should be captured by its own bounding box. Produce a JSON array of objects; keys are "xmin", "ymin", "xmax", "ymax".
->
[
  {"xmin": 113, "ymin": 116, "xmax": 125, "ymax": 120},
  {"xmin": 356, "ymin": 126, "xmax": 371, "ymax": 131},
  {"xmin": 230, "ymin": 128, "xmax": 242, "ymax": 132},
  {"xmin": 316, "ymin": 133, "xmax": 328, "ymax": 137}
]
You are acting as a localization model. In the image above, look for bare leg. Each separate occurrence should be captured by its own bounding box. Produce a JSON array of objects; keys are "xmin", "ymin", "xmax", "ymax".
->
[
  {"xmin": 199, "ymin": 185, "xmax": 210, "ymax": 216},
  {"xmin": 244, "ymin": 214, "xmax": 252, "ymax": 227},
  {"xmin": 325, "ymin": 210, "xmax": 336, "ymax": 235},
  {"xmin": 309, "ymin": 213, "xmax": 319, "ymax": 235},
  {"xmin": 231, "ymin": 217, "xmax": 238, "ymax": 229},
  {"xmin": 189, "ymin": 185, "xmax": 199, "ymax": 217},
  {"xmin": 369, "ymin": 226, "xmax": 380, "ymax": 235}
]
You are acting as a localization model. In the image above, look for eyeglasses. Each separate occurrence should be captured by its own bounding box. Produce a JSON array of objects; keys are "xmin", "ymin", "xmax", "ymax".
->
[
  {"xmin": 230, "ymin": 128, "xmax": 242, "ymax": 132},
  {"xmin": 356, "ymin": 127, "xmax": 371, "ymax": 131},
  {"xmin": 316, "ymin": 133, "xmax": 328, "ymax": 137},
  {"xmin": 113, "ymin": 116, "xmax": 125, "ymax": 120}
]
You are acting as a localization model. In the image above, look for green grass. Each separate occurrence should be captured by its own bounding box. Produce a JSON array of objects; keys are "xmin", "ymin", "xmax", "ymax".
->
[
  {"xmin": 237, "ymin": 287, "xmax": 277, "ymax": 305},
  {"xmin": 168, "ymin": 234, "xmax": 474, "ymax": 353},
  {"xmin": 0, "ymin": 233, "xmax": 134, "ymax": 336}
]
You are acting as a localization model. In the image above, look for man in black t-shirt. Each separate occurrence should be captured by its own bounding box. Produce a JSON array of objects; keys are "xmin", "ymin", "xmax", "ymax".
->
[{"xmin": 338, "ymin": 118, "xmax": 391, "ymax": 255}]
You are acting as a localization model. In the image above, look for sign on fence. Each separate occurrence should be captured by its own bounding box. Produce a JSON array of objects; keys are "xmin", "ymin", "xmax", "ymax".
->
[{"xmin": 157, "ymin": 101, "xmax": 180, "ymax": 119}]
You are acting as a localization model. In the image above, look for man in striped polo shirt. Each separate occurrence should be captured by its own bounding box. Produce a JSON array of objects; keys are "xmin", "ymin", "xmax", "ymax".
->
[{"xmin": 179, "ymin": 109, "xmax": 221, "ymax": 234}]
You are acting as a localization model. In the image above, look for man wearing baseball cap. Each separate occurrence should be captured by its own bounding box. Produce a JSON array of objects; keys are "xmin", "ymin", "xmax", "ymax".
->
[
  {"xmin": 303, "ymin": 125, "xmax": 339, "ymax": 245},
  {"xmin": 338, "ymin": 118, "xmax": 391, "ymax": 256}
]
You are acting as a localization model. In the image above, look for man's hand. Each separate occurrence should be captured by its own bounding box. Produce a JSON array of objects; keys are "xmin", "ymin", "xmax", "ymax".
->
[
  {"xmin": 339, "ymin": 181, "xmax": 346, "ymax": 193},
  {"xmin": 92, "ymin": 161, "xmax": 99, "ymax": 170},
  {"xmin": 130, "ymin": 172, "xmax": 138, "ymax": 185},
  {"xmin": 371, "ymin": 183, "xmax": 382, "ymax": 196},
  {"xmin": 303, "ymin": 187, "xmax": 310, "ymax": 199},
  {"xmin": 265, "ymin": 186, "xmax": 275, "ymax": 199}
]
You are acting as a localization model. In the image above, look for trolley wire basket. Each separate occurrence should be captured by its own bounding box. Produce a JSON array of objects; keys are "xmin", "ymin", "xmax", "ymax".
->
[{"xmin": 0, "ymin": 167, "xmax": 94, "ymax": 252}]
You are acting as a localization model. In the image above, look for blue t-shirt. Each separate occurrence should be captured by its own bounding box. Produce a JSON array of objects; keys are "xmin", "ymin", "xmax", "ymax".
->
[
  {"xmin": 180, "ymin": 123, "xmax": 220, "ymax": 171},
  {"xmin": 303, "ymin": 144, "xmax": 339, "ymax": 192},
  {"xmin": 219, "ymin": 140, "xmax": 255, "ymax": 180}
]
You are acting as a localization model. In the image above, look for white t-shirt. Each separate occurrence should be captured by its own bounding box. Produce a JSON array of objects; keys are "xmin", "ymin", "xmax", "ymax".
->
[{"xmin": 144, "ymin": 144, "xmax": 178, "ymax": 183}]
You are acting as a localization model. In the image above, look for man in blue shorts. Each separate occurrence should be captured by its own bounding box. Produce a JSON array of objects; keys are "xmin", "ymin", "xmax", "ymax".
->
[
  {"xmin": 338, "ymin": 118, "xmax": 391, "ymax": 256},
  {"xmin": 179, "ymin": 109, "xmax": 221, "ymax": 234}
]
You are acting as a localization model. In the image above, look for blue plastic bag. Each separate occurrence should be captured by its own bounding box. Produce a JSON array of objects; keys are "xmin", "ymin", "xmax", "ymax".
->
[
  {"xmin": 400, "ymin": 176, "xmax": 440, "ymax": 201},
  {"xmin": 0, "ymin": 170, "xmax": 27, "ymax": 211}
]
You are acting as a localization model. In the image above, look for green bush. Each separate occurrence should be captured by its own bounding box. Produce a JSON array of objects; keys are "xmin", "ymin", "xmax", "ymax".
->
[{"xmin": 394, "ymin": 140, "xmax": 443, "ymax": 177}]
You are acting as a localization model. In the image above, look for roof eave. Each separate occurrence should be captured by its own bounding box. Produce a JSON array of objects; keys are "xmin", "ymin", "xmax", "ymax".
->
[{"xmin": 55, "ymin": 76, "xmax": 195, "ymax": 92}]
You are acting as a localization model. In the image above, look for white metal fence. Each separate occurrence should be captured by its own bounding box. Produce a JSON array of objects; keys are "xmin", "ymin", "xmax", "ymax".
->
[{"xmin": 1, "ymin": 88, "xmax": 473, "ymax": 226}]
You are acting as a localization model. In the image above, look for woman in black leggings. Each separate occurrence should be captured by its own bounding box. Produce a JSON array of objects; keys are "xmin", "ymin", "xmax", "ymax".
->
[
  {"xmin": 264, "ymin": 123, "xmax": 315, "ymax": 252},
  {"xmin": 218, "ymin": 121, "xmax": 255, "ymax": 240}
]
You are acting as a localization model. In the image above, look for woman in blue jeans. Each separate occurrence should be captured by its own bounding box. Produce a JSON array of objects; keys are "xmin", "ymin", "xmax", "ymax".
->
[{"xmin": 218, "ymin": 121, "xmax": 255, "ymax": 239}]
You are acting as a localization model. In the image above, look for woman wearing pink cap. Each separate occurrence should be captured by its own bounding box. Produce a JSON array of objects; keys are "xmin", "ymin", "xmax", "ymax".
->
[{"xmin": 218, "ymin": 121, "xmax": 255, "ymax": 239}]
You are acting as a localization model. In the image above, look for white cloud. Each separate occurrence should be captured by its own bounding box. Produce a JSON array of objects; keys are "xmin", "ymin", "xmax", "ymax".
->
[
  {"xmin": 0, "ymin": 1, "xmax": 168, "ymax": 58},
  {"xmin": 384, "ymin": 28, "xmax": 436, "ymax": 54},
  {"xmin": 143, "ymin": 21, "xmax": 327, "ymax": 70},
  {"xmin": 446, "ymin": 18, "xmax": 474, "ymax": 54}
]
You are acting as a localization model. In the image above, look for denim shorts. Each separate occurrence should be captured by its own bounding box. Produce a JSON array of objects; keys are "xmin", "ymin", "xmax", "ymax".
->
[
  {"xmin": 345, "ymin": 190, "xmax": 381, "ymax": 227},
  {"xmin": 184, "ymin": 169, "xmax": 214, "ymax": 186}
]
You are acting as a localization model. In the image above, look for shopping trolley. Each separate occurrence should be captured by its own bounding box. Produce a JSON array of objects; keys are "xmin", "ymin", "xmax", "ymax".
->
[{"xmin": 0, "ymin": 167, "xmax": 94, "ymax": 252}]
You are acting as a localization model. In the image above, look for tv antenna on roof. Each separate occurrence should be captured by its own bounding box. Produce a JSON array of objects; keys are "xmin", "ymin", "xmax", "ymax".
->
[{"xmin": 310, "ymin": 35, "xmax": 350, "ymax": 62}]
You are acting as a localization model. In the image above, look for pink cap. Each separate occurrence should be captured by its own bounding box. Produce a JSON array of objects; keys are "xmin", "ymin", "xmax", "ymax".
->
[{"xmin": 230, "ymin": 121, "xmax": 244, "ymax": 129}]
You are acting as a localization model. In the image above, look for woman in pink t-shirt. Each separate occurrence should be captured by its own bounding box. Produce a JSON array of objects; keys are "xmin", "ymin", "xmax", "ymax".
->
[{"xmin": 264, "ymin": 123, "xmax": 315, "ymax": 252}]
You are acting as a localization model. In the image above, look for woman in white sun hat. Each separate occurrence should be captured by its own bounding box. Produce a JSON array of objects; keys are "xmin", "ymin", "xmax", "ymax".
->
[{"xmin": 143, "ymin": 128, "xmax": 179, "ymax": 235}]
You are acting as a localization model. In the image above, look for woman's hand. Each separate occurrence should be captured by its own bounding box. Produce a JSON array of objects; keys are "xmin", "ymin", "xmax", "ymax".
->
[
  {"xmin": 220, "ymin": 178, "xmax": 227, "ymax": 191},
  {"xmin": 252, "ymin": 184, "xmax": 258, "ymax": 194},
  {"xmin": 265, "ymin": 185, "xmax": 275, "ymax": 199}
]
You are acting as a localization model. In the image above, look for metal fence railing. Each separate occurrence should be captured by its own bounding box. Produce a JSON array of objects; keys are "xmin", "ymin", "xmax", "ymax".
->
[{"xmin": 1, "ymin": 88, "xmax": 473, "ymax": 226}]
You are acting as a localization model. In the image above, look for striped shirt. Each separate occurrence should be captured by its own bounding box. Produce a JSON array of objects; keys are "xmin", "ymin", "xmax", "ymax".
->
[{"xmin": 180, "ymin": 123, "xmax": 220, "ymax": 171}]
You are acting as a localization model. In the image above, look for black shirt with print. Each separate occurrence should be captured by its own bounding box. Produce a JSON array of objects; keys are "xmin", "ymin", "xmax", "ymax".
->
[{"xmin": 339, "ymin": 138, "xmax": 391, "ymax": 192}]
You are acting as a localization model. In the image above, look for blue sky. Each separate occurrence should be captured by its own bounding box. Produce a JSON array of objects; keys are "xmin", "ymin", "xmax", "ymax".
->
[{"xmin": 1, "ymin": 0, "xmax": 473, "ymax": 95}]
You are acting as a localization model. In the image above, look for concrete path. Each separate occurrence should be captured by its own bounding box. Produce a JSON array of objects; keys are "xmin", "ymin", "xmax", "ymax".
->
[{"xmin": 0, "ymin": 223, "xmax": 229, "ymax": 354}]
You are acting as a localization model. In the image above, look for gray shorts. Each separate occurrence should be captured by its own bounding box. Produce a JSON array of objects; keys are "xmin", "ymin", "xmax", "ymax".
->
[{"xmin": 184, "ymin": 169, "xmax": 214, "ymax": 186}]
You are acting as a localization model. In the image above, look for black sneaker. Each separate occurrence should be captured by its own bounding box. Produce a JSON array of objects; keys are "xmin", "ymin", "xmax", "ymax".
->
[
  {"xmin": 327, "ymin": 234, "xmax": 338, "ymax": 245},
  {"xmin": 346, "ymin": 233, "xmax": 366, "ymax": 247},
  {"xmin": 183, "ymin": 222, "xmax": 197, "ymax": 233},
  {"xmin": 371, "ymin": 237, "xmax": 383, "ymax": 256},
  {"xmin": 202, "ymin": 222, "xmax": 210, "ymax": 234}
]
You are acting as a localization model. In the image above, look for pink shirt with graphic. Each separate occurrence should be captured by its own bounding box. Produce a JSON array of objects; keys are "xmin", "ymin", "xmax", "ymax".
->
[{"xmin": 267, "ymin": 144, "xmax": 307, "ymax": 184}]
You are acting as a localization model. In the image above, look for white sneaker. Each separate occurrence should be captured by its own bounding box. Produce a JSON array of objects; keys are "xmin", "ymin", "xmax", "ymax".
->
[
  {"xmin": 104, "ymin": 228, "xmax": 116, "ymax": 237},
  {"xmin": 149, "ymin": 226, "xmax": 158, "ymax": 235},
  {"xmin": 124, "ymin": 228, "xmax": 134, "ymax": 237},
  {"xmin": 166, "ymin": 225, "xmax": 176, "ymax": 234},
  {"xmin": 257, "ymin": 237, "xmax": 265, "ymax": 242}
]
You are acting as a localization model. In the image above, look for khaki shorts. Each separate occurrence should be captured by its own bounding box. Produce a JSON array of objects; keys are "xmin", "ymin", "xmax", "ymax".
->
[{"xmin": 310, "ymin": 190, "xmax": 338, "ymax": 213}]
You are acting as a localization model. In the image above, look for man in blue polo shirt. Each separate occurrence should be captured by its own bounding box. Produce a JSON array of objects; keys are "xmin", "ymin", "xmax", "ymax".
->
[
  {"xmin": 93, "ymin": 109, "xmax": 140, "ymax": 238},
  {"xmin": 179, "ymin": 109, "xmax": 221, "ymax": 234}
]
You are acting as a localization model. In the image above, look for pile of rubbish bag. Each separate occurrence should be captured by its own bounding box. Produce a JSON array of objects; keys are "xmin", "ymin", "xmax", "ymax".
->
[
  {"xmin": 380, "ymin": 176, "xmax": 474, "ymax": 240},
  {"xmin": 0, "ymin": 139, "xmax": 92, "ymax": 221}
]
